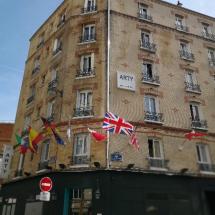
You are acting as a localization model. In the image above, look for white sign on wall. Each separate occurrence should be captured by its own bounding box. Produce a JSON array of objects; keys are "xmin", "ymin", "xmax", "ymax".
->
[{"xmin": 117, "ymin": 71, "xmax": 135, "ymax": 91}]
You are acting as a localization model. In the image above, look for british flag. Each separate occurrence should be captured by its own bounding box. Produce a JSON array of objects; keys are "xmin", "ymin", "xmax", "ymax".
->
[{"xmin": 102, "ymin": 112, "xmax": 134, "ymax": 136}]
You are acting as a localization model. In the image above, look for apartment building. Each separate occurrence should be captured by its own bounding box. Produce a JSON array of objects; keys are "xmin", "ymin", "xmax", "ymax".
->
[{"xmin": 1, "ymin": 0, "xmax": 215, "ymax": 214}]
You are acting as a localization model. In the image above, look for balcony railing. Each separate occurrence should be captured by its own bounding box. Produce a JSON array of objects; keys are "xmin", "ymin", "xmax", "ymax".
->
[
  {"xmin": 175, "ymin": 24, "xmax": 189, "ymax": 32},
  {"xmin": 26, "ymin": 95, "xmax": 35, "ymax": 105},
  {"xmin": 72, "ymin": 155, "xmax": 90, "ymax": 165},
  {"xmin": 73, "ymin": 106, "xmax": 94, "ymax": 117},
  {"xmin": 202, "ymin": 32, "xmax": 215, "ymax": 41},
  {"xmin": 138, "ymin": 12, "xmax": 152, "ymax": 21},
  {"xmin": 191, "ymin": 120, "xmax": 208, "ymax": 130},
  {"xmin": 142, "ymin": 74, "xmax": 160, "ymax": 85},
  {"xmin": 208, "ymin": 59, "xmax": 215, "ymax": 67},
  {"xmin": 148, "ymin": 158, "xmax": 168, "ymax": 169},
  {"xmin": 38, "ymin": 161, "xmax": 49, "ymax": 171},
  {"xmin": 140, "ymin": 40, "xmax": 156, "ymax": 52},
  {"xmin": 52, "ymin": 44, "xmax": 62, "ymax": 56},
  {"xmin": 198, "ymin": 162, "xmax": 215, "ymax": 172},
  {"xmin": 32, "ymin": 66, "xmax": 40, "ymax": 75},
  {"xmin": 144, "ymin": 111, "xmax": 163, "ymax": 123},
  {"xmin": 76, "ymin": 68, "xmax": 95, "ymax": 78},
  {"xmin": 179, "ymin": 50, "xmax": 194, "ymax": 61},
  {"xmin": 82, "ymin": 5, "xmax": 97, "ymax": 13},
  {"xmin": 80, "ymin": 33, "xmax": 96, "ymax": 43},
  {"xmin": 47, "ymin": 79, "xmax": 58, "ymax": 92},
  {"xmin": 185, "ymin": 82, "xmax": 201, "ymax": 93},
  {"xmin": 14, "ymin": 169, "xmax": 23, "ymax": 177}
]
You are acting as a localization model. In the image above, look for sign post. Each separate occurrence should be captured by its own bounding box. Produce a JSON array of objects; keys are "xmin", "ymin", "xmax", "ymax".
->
[{"xmin": 39, "ymin": 177, "xmax": 53, "ymax": 201}]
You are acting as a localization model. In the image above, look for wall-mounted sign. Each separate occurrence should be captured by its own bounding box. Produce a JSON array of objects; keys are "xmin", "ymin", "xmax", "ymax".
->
[
  {"xmin": 117, "ymin": 71, "xmax": 135, "ymax": 91},
  {"xmin": 111, "ymin": 152, "xmax": 123, "ymax": 162},
  {"xmin": 40, "ymin": 177, "xmax": 53, "ymax": 192},
  {"xmin": 39, "ymin": 192, "xmax": 50, "ymax": 201}
]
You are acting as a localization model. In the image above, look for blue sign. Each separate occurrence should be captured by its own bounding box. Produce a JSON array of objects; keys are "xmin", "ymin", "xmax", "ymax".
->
[{"xmin": 111, "ymin": 152, "xmax": 123, "ymax": 161}]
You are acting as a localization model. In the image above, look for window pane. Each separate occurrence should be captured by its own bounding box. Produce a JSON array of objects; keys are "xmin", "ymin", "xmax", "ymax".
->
[
  {"xmin": 154, "ymin": 140, "xmax": 161, "ymax": 158},
  {"xmin": 148, "ymin": 139, "xmax": 154, "ymax": 157}
]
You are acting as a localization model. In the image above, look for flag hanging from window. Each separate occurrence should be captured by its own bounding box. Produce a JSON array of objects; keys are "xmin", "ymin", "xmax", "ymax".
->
[
  {"xmin": 28, "ymin": 126, "xmax": 43, "ymax": 152},
  {"xmin": 185, "ymin": 130, "xmax": 207, "ymax": 141},
  {"xmin": 88, "ymin": 128, "xmax": 107, "ymax": 142},
  {"xmin": 129, "ymin": 133, "xmax": 140, "ymax": 150}
]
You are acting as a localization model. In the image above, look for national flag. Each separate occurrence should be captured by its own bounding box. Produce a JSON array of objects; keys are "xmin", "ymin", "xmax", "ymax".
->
[
  {"xmin": 28, "ymin": 126, "xmax": 43, "ymax": 152},
  {"xmin": 88, "ymin": 128, "xmax": 107, "ymax": 141},
  {"xmin": 14, "ymin": 133, "xmax": 22, "ymax": 149},
  {"xmin": 20, "ymin": 135, "xmax": 29, "ymax": 154},
  {"xmin": 185, "ymin": 130, "xmax": 207, "ymax": 141},
  {"xmin": 51, "ymin": 128, "xmax": 64, "ymax": 145},
  {"xmin": 102, "ymin": 112, "xmax": 134, "ymax": 136},
  {"xmin": 129, "ymin": 133, "xmax": 139, "ymax": 150}
]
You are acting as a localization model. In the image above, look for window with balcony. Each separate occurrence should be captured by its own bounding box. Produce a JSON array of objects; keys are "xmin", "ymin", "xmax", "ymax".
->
[
  {"xmin": 47, "ymin": 100, "xmax": 55, "ymax": 121},
  {"xmin": 15, "ymin": 154, "xmax": 25, "ymax": 177},
  {"xmin": 37, "ymin": 33, "xmax": 45, "ymax": 49},
  {"xmin": 140, "ymin": 31, "xmax": 156, "ymax": 52},
  {"xmin": 175, "ymin": 15, "xmax": 188, "ymax": 32},
  {"xmin": 144, "ymin": 95, "xmax": 163, "ymax": 123},
  {"xmin": 81, "ymin": 24, "xmax": 96, "ymax": 43},
  {"xmin": 27, "ymin": 85, "xmax": 35, "ymax": 105},
  {"xmin": 138, "ymin": 3, "xmax": 152, "ymax": 21},
  {"xmin": 185, "ymin": 70, "xmax": 201, "ymax": 93},
  {"xmin": 32, "ymin": 56, "xmax": 40, "ymax": 75},
  {"xmin": 179, "ymin": 42, "xmax": 194, "ymax": 61},
  {"xmin": 190, "ymin": 103, "xmax": 207, "ymax": 130},
  {"xmin": 48, "ymin": 68, "xmax": 58, "ymax": 92},
  {"xmin": 23, "ymin": 115, "xmax": 31, "ymax": 130},
  {"xmin": 208, "ymin": 48, "xmax": 215, "ymax": 67},
  {"xmin": 77, "ymin": 53, "xmax": 95, "ymax": 78},
  {"xmin": 74, "ymin": 90, "xmax": 93, "ymax": 117},
  {"xmin": 202, "ymin": 23, "xmax": 215, "ymax": 41},
  {"xmin": 83, "ymin": 0, "xmax": 97, "ymax": 13},
  {"xmin": 57, "ymin": 13, "xmax": 66, "ymax": 28},
  {"xmin": 38, "ymin": 140, "xmax": 50, "ymax": 170},
  {"xmin": 148, "ymin": 138, "xmax": 168, "ymax": 169},
  {"xmin": 196, "ymin": 144, "xmax": 214, "ymax": 173},
  {"xmin": 52, "ymin": 38, "xmax": 62, "ymax": 56},
  {"xmin": 72, "ymin": 133, "xmax": 90, "ymax": 165},
  {"xmin": 142, "ymin": 62, "xmax": 160, "ymax": 85}
]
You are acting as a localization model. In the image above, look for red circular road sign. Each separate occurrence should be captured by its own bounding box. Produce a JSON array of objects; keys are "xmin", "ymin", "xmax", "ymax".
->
[{"xmin": 39, "ymin": 177, "xmax": 53, "ymax": 192}]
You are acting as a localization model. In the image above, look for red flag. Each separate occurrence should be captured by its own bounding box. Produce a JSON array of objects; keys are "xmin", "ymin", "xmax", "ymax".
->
[
  {"xmin": 88, "ymin": 128, "xmax": 107, "ymax": 141},
  {"xmin": 185, "ymin": 130, "xmax": 207, "ymax": 141},
  {"xmin": 130, "ymin": 133, "xmax": 139, "ymax": 150}
]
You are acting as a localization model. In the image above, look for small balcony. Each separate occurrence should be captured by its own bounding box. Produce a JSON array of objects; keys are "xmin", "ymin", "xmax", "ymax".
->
[
  {"xmin": 208, "ymin": 59, "xmax": 215, "ymax": 67},
  {"xmin": 80, "ymin": 33, "xmax": 96, "ymax": 43},
  {"xmin": 72, "ymin": 155, "xmax": 90, "ymax": 165},
  {"xmin": 142, "ymin": 74, "xmax": 160, "ymax": 85},
  {"xmin": 191, "ymin": 119, "xmax": 208, "ymax": 130},
  {"xmin": 76, "ymin": 68, "xmax": 95, "ymax": 78},
  {"xmin": 31, "ymin": 66, "xmax": 40, "ymax": 75},
  {"xmin": 144, "ymin": 111, "xmax": 163, "ymax": 124},
  {"xmin": 175, "ymin": 24, "xmax": 189, "ymax": 32},
  {"xmin": 52, "ymin": 44, "xmax": 62, "ymax": 56},
  {"xmin": 47, "ymin": 78, "xmax": 58, "ymax": 92},
  {"xmin": 38, "ymin": 161, "xmax": 49, "ymax": 171},
  {"xmin": 14, "ymin": 169, "xmax": 23, "ymax": 177},
  {"xmin": 138, "ymin": 12, "xmax": 152, "ymax": 21},
  {"xmin": 202, "ymin": 32, "xmax": 215, "ymax": 41},
  {"xmin": 82, "ymin": 5, "xmax": 97, "ymax": 14},
  {"xmin": 198, "ymin": 162, "xmax": 215, "ymax": 173},
  {"xmin": 26, "ymin": 95, "xmax": 35, "ymax": 105},
  {"xmin": 179, "ymin": 50, "xmax": 194, "ymax": 61},
  {"xmin": 73, "ymin": 106, "xmax": 94, "ymax": 118},
  {"xmin": 148, "ymin": 157, "xmax": 168, "ymax": 169},
  {"xmin": 185, "ymin": 82, "xmax": 201, "ymax": 93},
  {"xmin": 140, "ymin": 40, "xmax": 156, "ymax": 53}
]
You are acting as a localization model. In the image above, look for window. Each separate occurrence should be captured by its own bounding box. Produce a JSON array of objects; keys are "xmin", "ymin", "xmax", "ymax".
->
[
  {"xmin": 37, "ymin": 33, "xmax": 45, "ymax": 48},
  {"xmin": 27, "ymin": 85, "xmax": 36, "ymax": 104},
  {"xmin": 32, "ymin": 56, "xmax": 40, "ymax": 75},
  {"xmin": 144, "ymin": 96, "xmax": 156, "ymax": 113},
  {"xmin": 185, "ymin": 70, "xmax": 201, "ymax": 93},
  {"xmin": 53, "ymin": 38, "xmax": 62, "ymax": 55},
  {"xmin": 179, "ymin": 41, "xmax": 194, "ymax": 61},
  {"xmin": 142, "ymin": 62, "xmax": 159, "ymax": 84},
  {"xmin": 175, "ymin": 15, "xmax": 188, "ymax": 32},
  {"xmin": 140, "ymin": 31, "xmax": 156, "ymax": 52},
  {"xmin": 36, "ymin": 107, "xmax": 41, "ymax": 119},
  {"xmin": 208, "ymin": 48, "xmax": 215, "ymax": 66},
  {"xmin": 57, "ymin": 13, "xmax": 66, "ymax": 27},
  {"xmin": 40, "ymin": 140, "xmax": 50, "ymax": 163},
  {"xmin": 190, "ymin": 103, "xmax": 200, "ymax": 121},
  {"xmin": 23, "ymin": 115, "xmax": 31, "ymax": 130},
  {"xmin": 138, "ymin": 3, "xmax": 152, "ymax": 21},
  {"xmin": 47, "ymin": 100, "xmax": 55, "ymax": 120},
  {"xmin": 81, "ymin": 24, "xmax": 96, "ymax": 42},
  {"xmin": 73, "ymin": 133, "xmax": 90, "ymax": 165},
  {"xmin": 15, "ymin": 154, "xmax": 25, "ymax": 177},
  {"xmin": 2, "ymin": 199, "xmax": 16, "ymax": 215},
  {"xmin": 78, "ymin": 53, "xmax": 95, "ymax": 77},
  {"xmin": 83, "ymin": 0, "xmax": 96, "ymax": 13},
  {"xmin": 202, "ymin": 23, "xmax": 215, "ymax": 40}
]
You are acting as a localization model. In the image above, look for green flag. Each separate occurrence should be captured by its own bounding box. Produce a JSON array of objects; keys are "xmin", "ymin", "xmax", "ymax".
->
[{"xmin": 14, "ymin": 133, "xmax": 22, "ymax": 149}]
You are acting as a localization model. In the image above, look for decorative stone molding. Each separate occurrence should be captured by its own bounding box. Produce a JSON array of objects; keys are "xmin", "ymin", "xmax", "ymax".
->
[
  {"xmin": 197, "ymin": 18, "xmax": 213, "ymax": 26},
  {"xmin": 179, "ymin": 64, "xmax": 199, "ymax": 73},
  {"xmin": 138, "ymin": 53, "xmax": 159, "ymax": 63},
  {"xmin": 140, "ymin": 87, "xmax": 163, "ymax": 97},
  {"xmin": 25, "ymin": 107, "xmax": 34, "ymax": 116},
  {"xmin": 75, "ymin": 48, "xmax": 99, "ymax": 56},
  {"xmin": 209, "ymin": 70, "xmax": 215, "ymax": 76},
  {"xmin": 171, "ymin": 10, "xmax": 188, "ymax": 18},
  {"xmin": 175, "ymin": 35, "xmax": 193, "ymax": 43},
  {"xmin": 184, "ymin": 95, "xmax": 206, "ymax": 105},
  {"xmin": 72, "ymin": 83, "xmax": 98, "ymax": 91},
  {"xmin": 136, "ymin": 23, "xmax": 156, "ymax": 33},
  {"xmin": 134, "ymin": 0, "xmax": 153, "ymax": 8},
  {"xmin": 203, "ymin": 42, "xmax": 215, "ymax": 49}
]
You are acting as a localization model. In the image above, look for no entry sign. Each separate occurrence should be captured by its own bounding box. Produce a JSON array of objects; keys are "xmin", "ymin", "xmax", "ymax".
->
[{"xmin": 39, "ymin": 177, "xmax": 53, "ymax": 192}]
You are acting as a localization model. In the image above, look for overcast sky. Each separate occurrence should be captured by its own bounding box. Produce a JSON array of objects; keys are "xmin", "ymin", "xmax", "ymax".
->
[{"xmin": 0, "ymin": 0, "xmax": 214, "ymax": 122}]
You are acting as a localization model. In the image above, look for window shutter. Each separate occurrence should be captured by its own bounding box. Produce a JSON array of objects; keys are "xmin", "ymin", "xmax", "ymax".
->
[
  {"xmin": 91, "ymin": 53, "xmax": 94, "ymax": 69},
  {"xmin": 53, "ymin": 39, "xmax": 58, "ymax": 51}
]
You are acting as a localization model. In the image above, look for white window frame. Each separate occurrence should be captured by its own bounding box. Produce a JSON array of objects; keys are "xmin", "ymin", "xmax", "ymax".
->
[
  {"xmin": 73, "ymin": 133, "xmax": 90, "ymax": 157},
  {"xmin": 185, "ymin": 69, "xmax": 198, "ymax": 85},
  {"xmin": 180, "ymin": 41, "xmax": 190, "ymax": 53},
  {"xmin": 144, "ymin": 95, "xmax": 159, "ymax": 113},
  {"xmin": 208, "ymin": 48, "xmax": 215, "ymax": 61},
  {"xmin": 202, "ymin": 23, "xmax": 211, "ymax": 35},
  {"xmin": 80, "ymin": 53, "xmax": 94, "ymax": 72},
  {"xmin": 51, "ymin": 68, "xmax": 58, "ymax": 81},
  {"xmin": 139, "ymin": 3, "xmax": 148, "ymax": 16},
  {"xmin": 196, "ymin": 144, "xmax": 211, "ymax": 164},
  {"xmin": 84, "ymin": 0, "xmax": 96, "ymax": 9},
  {"xmin": 34, "ymin": 56, "xmax": 40, "ymax": 69},
  {"xmin": 47, "ymin": 100, "xmax": 55, "ymax": 118},
  {"xmin": 82, "ymin": 24, "xmax": 95, "ymax": 41},
  {"xmin": 17, "ymin": 154, "xmax": 25, "ymax": 172},
  {"xmin": 40, "ymin": 140, "xmax": 50, "ymax": 162},
  {"xmin": 53, "ymin": 38, "xmax": 62, "ymax": 52},
  {"xmin": 23, "ymin": 116, "xmax": 31, "ymax": 130},
  {"xmin": 141, "ymin": 31, "xmax": 151, "ymax": 44},
  {"xmin": 148, "ymin": 138, "xmax": 164, "ymax": 159},
  {"xmin": 76, "ymin": 90, "xmax": 92, "ymax": 109},
  {"xmin": 189, "ymin": 102, "xmax": 203, "ymax": 121},
  {"xmin": 175, "ymin": 15, "xmax": 184, "ymax": 27}
]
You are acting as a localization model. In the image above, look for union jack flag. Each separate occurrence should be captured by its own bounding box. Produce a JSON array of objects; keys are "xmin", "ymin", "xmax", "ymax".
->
[{"xmin": 102, "ymin": 112, "xmax": 134, "ymax": 136}]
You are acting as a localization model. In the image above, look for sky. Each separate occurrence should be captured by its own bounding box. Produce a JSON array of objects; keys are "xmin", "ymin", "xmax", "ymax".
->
[{"xmin": 0, "ymin": 0, "xmax": 214, "ymax": 122}]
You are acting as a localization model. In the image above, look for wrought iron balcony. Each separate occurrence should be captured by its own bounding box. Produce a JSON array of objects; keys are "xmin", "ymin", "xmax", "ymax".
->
[
  {"xmin": 73, "ymin": 106, "xmax": 94, "ymax": 117},
  {"xmin": 208, "ymin": 59, "xmax": 215, "ymax": 67},
  {"xmin": 47, "ymin": 78, "xmax": 58, "ymax": 92},
  {"xmin": 148, "ymin": 157, "xmax": 168, "ymax": 169},
  {"xmin": 80, "ymin": 33, "xmax": 96, "ymax": 43},
  {"xmin": 82, "ymin": 5, "xmax": 97, "ymax": 13},
  {"xmin": 140, "ymin": 40, "xmax": 156, "ymax": 52},
  {"xmin": 142, "ymin": 74, "xmax": 160, "ymax": 85},
  {"xmin": 14, "ymin": 169, "xmax": 23, "ymax": 177},
  {"xmin": 52, "ymin": 44, "xmax": 62, "ymax": 56},
  {"xmin": 191, "ymin": 120, "xmax": 208, "ymax": 130},
  {"xmin": 38, "ymin": 161, "xmax": 49, "ymax": 171},
  {"xmin": 179, "ymin": 50, "xmax": 194, "ymax": 61},
  {"xmin": 72, "ymin": 155, "xmax": 90, "ymax": 165},
  {"xmin": 138, "ymin": 12, "xmax": 152, "ymax": 21},
  {"xmin": 26, "ymin": 95, "xmax": 35, "ymax": 104},
  {"xmin": 175, "ymin": 24, "xmax": 189, "ymax": 32},
  {"xmin": 202, "ymin": 32, "xmax": 215, "ymax": 41},
  {"xmin": 198, "ymin": 162, "xmax": 215, "ymax": 172},
  {"xmin": 76, "ymin": 68, "xmax": 95, "ymax": 78},
  {"xmin": 31, "ymin": 66, "xmax": 40, "ymax": 75},
  {"xmin": 185, "ymin": 82, "xmax": 201, "ymax": 93},
  {"xmin": 144, "ymin": 111, "xmax": 163, "ymax": 123}
]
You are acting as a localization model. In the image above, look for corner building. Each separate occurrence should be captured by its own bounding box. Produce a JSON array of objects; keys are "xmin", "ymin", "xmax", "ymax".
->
[{"xmin": 2, "ymin": 0, "xmax": 215, "ymax": 214}]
